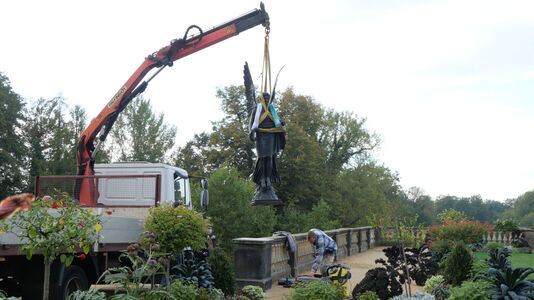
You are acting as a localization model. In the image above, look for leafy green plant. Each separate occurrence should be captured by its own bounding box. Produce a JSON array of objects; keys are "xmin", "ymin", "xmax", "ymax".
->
[
  {"xmin": 423, "ymin": 275, "xmax": 445, "ymax": 294},
  {"xmin": 352, "ymin": 267, "xmax": 402, "ymax": 300},
  {"xmin": 447, "ymin": 280, "xmax": 491, "ymax": 300},
  {"xmin": 486, "ymin": 247, "xmax": 511, "ymax": 271},
  {"xmin": 240, "ymin": 285, "xmax": 266, "ymax": 299},
  {"xmin": 207, "ymin": 247, "xmax": 236, "ymax": 295},
  {"xmin": 430, "ymin": 284, "xmax": 450, "ymax": 300},
  {"xmin": 169, "ymin": 279, "xmax": 199, "ymax": 300},
  {"xmin": 289, "ymin": 280, "xmax": 344, "ymax": 300},
  {"xmin": 475, "ymin": 267, "xmax": 534, "ymax": 299},
  {"xmin": 98, "ymin": 238, "xmax": 169, "ymax": 299},
  {"xmin": 468, "ymin": 258, "xmax": 490, "ymax": 279},
  {"xmin": 1, "ymin": 194, "xmax": 103, "ymax": 300},
  {"xmin": 68, "ymin": 288, "xmax": 107, "ymax": 300},
  {"xmin": 441, "ymin": 242, "xmax": 473, "ymax": 286},
  {"xmin": 356, "ymin": 290, "xmax": 380, "ymax": 300},
  {"xmin": 171, "ymin": 258, "xmax": 215, "ymax": 290}
]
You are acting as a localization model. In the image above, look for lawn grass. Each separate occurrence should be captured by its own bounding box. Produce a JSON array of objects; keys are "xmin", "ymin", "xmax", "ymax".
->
[{"xmin": 475, "ymin": 250, "xmax": 534, "ymax": 279}]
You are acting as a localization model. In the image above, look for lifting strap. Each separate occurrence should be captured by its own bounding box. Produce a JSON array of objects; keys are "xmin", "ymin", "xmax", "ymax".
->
[{"xmin": 258, "ymin": 32, "xmax": 286, "ymax": 133}]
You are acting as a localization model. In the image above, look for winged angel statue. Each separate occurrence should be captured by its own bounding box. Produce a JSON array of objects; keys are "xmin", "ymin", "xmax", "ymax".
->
[{"xmin": 244, "ymin": 62, "xmax": 286, "ymax": 206}]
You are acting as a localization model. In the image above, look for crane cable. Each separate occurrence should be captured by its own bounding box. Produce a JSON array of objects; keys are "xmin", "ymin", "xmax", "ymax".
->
[{"xmin": 258, "ymin": 30, "xmax": 286, "ymax": 133}]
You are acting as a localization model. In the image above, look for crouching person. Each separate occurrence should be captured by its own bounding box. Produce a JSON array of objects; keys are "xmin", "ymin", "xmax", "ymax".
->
[{"xmin": 307, "ymin": 228, "xmax": 337, "ymax": 277}]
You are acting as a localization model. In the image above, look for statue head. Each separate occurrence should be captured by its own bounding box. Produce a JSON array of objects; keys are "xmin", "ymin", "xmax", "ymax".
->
[{"xmin": 262, "ymin": 92, "xmax": 271, "ymax": 102}]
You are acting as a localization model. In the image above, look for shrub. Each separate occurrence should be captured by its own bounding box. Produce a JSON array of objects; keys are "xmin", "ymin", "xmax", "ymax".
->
[
  {"xmin": 442, "ymin": 242, "xmax": 473, "ymax": 286},
  {"xmin": 447, "ymin": 280, "xmax": 491, "ymax": 300},
  {"xmin": 169, "ymin": 279, "xmax": 199, "ymax": 300},
  {"xmin": 430, "ymin": 284, "xmax": 450, "ymax": 300},
  {"xmin": 143, "ymin": 204, "xmax": 210, "ymax": 254},
  {"xmin": 352, "ymin": 267, "xmax": 402, "ymax": 300},
  {"xmin": 390, "ymin": 292, "xmax": 435, "ymax": 299},
  {"xmin": 422, "ymin": 275, "xmax": 445, "ymax": 294},
  {"xmin": 289, "ymin": 280, "xmax": 344, "ymax": 300},
  {"xmin": 356, "ymin": 290, "xmax": 380, "ymax": 300},
  {"xmin": 207, "ymin": 247, "xmax": 236, "ymax": 295},
  {"xmin": 493, "ymin": 218, "xmax": 519, "ymax": 232},
  {"xmin": 427, "ymin": 220, "xmax": 492, "ymax": 254},
  {"xmin": 484, "ymin": 242, "xmax": 504, "ymax": 252},
  {"xmin": 240, "ymin": 285, "xmax": 265, "ymax": 299}
]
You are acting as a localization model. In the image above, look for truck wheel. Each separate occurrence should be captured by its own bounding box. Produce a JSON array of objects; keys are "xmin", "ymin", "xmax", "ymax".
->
[{"xmin": 57, "ymin": 265, "xmax": 89, "ymax": 300}]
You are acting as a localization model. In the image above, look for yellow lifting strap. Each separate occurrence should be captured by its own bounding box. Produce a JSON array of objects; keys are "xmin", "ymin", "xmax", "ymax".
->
[{"xmin": 258, "ymin": 33, "xmax": 286, "ymax": 133}]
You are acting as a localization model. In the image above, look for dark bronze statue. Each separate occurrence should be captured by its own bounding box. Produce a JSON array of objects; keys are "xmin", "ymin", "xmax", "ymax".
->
[{"xmin": 244, "ymin": 62, "xmax": 286, "ymax": 206}]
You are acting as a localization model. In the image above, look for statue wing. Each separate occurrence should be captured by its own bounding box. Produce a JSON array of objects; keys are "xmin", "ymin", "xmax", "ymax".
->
[
  {"xmin": 243, "ymin": 62, "xmax": 257, "ymax": 130},
  {"xmin": 270, "ymin": 65, "xmax": 285, "ymax": 103}
]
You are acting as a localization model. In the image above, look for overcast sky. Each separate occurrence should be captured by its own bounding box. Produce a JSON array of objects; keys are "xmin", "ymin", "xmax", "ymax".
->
[{"xmin": 2, "ymin": 0, "xmax": 533, "ymax": 202}]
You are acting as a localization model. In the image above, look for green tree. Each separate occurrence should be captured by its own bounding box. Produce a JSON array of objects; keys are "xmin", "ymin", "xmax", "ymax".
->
[
  {"xmin": 25, "ymin": 97, "xmax": 76, "ymax": 190},
  {"xmin": 330, "ymin": 162, "xmax": 401, "ymax": 227},
  {"xmin": 407, "ymin": 187, "xmax": 436, "ymax": 225},
  {"xmin": 318, "ymin": 109, "xmax": 380, "ymax": 174},
  {"xmin": 515, "ymin": 190, "xmax": 534, "ymax": 227},
  {"xmin": 0, "ymin": 73, "xmax": 27, "ymax": 198},
  {"xmin": 307, "ymin": 199, "xmax": 339, "ymax": 230},
  {"xmin": 277, "ymin": 125, "xmax": 327, "ymax": 210},
  {"xmin": 111, "ymin": 96, "xmax": 176, "ymax": 162},
  {"xmin": 174, "ymin": 132, "xmax": 211, "ymax": 177},
  {"xmin": 205, "ymin": 166, "xmax": 276, "ymax": 252},
  {"xmin": 276, "ymin": 205, "xmax": 309, "ymax": 233}
]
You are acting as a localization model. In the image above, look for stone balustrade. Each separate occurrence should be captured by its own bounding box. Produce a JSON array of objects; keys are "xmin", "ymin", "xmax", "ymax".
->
[
  {"xmin": 233, "ymin": 226, "xmax": 533, "ymax": 290},
  {"xmin": 233, "ymin": 226, "xmax": 376, "ymax": 290}
]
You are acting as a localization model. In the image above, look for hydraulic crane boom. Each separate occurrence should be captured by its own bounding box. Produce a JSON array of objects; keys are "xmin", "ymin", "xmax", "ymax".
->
[{"xmin": 76, "ymin": 3, "xmax": 269, "ymax": 204}]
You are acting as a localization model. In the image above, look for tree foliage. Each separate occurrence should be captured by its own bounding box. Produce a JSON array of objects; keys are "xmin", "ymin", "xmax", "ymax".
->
[
  {"xmin": 205, "ymin": 166, "xmax": 276, "ymax": 252},
  {"xmin": 24, "ymin": 96, "xmax": 93, "ymax": 191},
  {"xmin": 111, "ymin": 96, "xmax": 176, "ymax": 163},
  {"xmin": 0, "ymin": 73, "xmax": 26, "ymax": 198}
]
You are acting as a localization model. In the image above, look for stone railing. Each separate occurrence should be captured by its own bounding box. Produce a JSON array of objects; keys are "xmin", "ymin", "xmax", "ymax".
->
[
  {"xmin": 232, "ymin": 226, "xmax": 377, "ymax": 290},
  {"xmin": 483, "ymin": 228, "xmax": 534, "ymax": 246}
]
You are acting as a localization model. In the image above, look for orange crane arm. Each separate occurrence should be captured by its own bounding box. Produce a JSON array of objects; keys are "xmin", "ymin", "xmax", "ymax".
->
[{"xmin": 77, "ymin": 3, "xmax": 269, "ymax": 178}]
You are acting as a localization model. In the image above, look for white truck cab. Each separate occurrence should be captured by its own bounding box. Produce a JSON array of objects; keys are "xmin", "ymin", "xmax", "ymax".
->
[{"xmin": 94, "ymin": 162, "xmax": 191, "ymax": 208}]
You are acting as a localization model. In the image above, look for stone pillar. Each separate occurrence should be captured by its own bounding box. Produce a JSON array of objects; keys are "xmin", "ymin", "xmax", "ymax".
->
[
  {"xmin": 369, "ymin": 227, "xmax": 376, "ymax": 248},
  {"xmin": 346, "ymin": 228, "xmax": 353, "ymax": 256},
  {"xmin": 357, "ymin": 228, "xmax": 362, "ymax": 252},
  {"xmin": 233, "ymin": 237, "xmax": 274, "ymax": 290}
]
